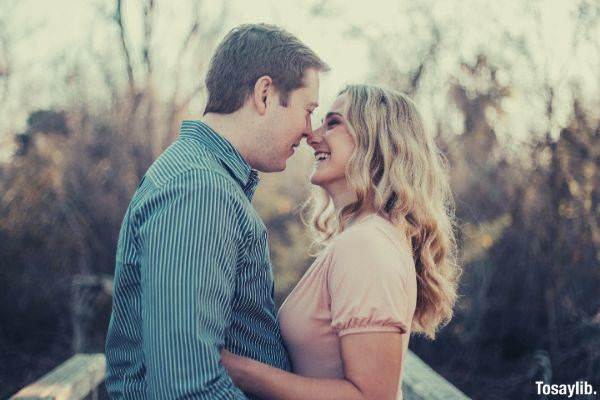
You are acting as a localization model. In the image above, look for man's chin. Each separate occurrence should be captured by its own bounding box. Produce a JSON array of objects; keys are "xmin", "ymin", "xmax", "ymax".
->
[
  {"xmin": 262, "ymin": 160, "xmax": 286, "ymax": 173},
  {"xmin": 276, "ymin": 158, "xmax": 287, "ymax": 172}
]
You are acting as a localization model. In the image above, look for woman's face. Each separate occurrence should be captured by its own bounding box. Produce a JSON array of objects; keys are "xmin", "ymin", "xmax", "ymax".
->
[{"xmin": 308, "ymin": 94, "xmax": 356, "ymax": 189}]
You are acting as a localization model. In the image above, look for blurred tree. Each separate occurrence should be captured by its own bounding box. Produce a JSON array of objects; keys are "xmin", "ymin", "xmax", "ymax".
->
[
  {"xmin": 0, "ymin": 2, "xmax": 230, "ymax": 395},
  {"xmin": 351, "ymin": 2, "xmax": 600, "ymax": 397},
  {"xmin": 1, "ymin": 1, "xmax": 599, "ymax": 399}
]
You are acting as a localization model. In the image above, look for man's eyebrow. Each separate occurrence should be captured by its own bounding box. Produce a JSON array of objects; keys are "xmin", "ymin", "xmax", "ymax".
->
[{"xmin": 307, "ymin": 102, "xmax": 319, "ymax": 108}]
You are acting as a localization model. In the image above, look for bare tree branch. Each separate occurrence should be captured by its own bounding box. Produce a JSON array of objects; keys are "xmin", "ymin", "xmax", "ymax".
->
[
  {"xmin": 114, "ymin": 0, "xmax": 135, "ymax": 95},
  {"xmin": 170, "ymin": 2, "xmax": 202, "ymax": 104},
  {"xmin": 166, "ymin": 1, "xmax": 228, "ymax": 143},
  {"xmin": 141, "ymin": 0, "xmax": 155, "ymax": 77}
]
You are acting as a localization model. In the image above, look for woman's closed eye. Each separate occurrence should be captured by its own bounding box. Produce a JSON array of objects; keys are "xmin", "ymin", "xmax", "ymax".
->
[{"xmin": 326, "ymin": 118, "xmax": 340, "ymax": 130}]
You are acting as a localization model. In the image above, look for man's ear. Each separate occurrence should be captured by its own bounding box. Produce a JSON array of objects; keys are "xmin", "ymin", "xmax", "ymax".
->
[{"xmin": 253, "ymin": 75, "xmax": 273, "ymax": 115}]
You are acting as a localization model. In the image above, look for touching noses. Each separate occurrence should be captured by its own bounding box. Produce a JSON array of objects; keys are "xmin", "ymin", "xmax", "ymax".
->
[{"xmin": 305, "ymin": 124, "xmax": 325, "ymax": 149}]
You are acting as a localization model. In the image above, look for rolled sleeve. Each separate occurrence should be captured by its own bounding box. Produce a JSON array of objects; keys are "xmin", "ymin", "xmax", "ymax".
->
[{"xmin": 139, "ymin": 169, "xmax": 247, "ymax": 399}]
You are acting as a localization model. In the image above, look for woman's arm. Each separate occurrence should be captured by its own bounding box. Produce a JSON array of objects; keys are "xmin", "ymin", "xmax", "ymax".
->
[{"xmin": 221, "ymin": 331, "xmax": 403, "ymax": 400}]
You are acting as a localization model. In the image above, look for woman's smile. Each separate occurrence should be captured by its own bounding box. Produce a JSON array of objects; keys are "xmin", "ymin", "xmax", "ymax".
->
[{"xmin": 314, "ymin": 151, "xmax": 331, "ymax": 164}]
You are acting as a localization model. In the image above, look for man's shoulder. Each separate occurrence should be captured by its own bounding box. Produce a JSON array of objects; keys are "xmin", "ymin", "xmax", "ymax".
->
[
  {"xmin": 127, "ymin": 139, "xmax": 246, "ymax": 215},
  {"xmin": 145, "ymin": 138, "xmax": 235, "ymax": 189}
]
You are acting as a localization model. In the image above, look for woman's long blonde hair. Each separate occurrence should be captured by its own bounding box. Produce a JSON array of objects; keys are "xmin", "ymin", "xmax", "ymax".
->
[{"xmin": 304, "ymin": 84, "xmax": 460, "ymax": 339}]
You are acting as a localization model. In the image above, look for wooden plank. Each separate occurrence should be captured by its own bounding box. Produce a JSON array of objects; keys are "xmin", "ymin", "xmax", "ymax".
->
[
  {"xmin": 402, "ymin": 351, "xmax": 470, "ymax": 400},
  {"xmin": 11, "ymin": 354, "xmax": 105, "ymax": 400}
]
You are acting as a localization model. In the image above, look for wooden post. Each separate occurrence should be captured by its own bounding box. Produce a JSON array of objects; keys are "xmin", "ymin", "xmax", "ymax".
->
[{"xmin": 71, "ymin": 275, "xmax": 112, "ymax": 353}]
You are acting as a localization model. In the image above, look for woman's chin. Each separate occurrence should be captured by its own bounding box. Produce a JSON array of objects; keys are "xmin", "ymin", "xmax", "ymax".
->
[{"xmin": 309, "ymin": 173, "xmax": 326, "ymax": 187}]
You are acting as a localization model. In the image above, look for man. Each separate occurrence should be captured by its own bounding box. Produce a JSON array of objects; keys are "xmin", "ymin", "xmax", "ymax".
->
[{"xmin": 105, "ymin": 24, "xmax": 328, "ymax": 399}]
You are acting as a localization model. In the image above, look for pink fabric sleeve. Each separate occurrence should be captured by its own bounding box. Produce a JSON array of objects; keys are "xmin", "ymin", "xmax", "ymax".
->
[{"xmin": 327, "ymin": 225, "xmax": 411, "ymax": 337}]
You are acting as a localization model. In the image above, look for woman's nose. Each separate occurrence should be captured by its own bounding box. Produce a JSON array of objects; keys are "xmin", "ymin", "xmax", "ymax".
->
[{"xmin": 306, "ymin": 124, "xmax": 325, "ymax": 148}]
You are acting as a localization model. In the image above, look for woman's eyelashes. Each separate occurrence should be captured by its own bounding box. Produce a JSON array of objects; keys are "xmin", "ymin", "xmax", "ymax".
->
[{"xmin": 326, "ymin": 118, "xmax": 340, "ymax": 130}]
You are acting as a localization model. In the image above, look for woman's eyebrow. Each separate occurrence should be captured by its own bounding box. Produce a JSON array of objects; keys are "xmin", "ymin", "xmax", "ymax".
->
[{"xmin": 325, "ymin": 111, "xmax": 342, "ymax": 119}]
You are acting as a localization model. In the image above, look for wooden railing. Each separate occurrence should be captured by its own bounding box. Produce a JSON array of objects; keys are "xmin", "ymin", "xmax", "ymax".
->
[
  {"xmin": 403, "ymin": 351, "xmax": 470, "ymax": 400},
  {"xmin": 12, "ymin": 276, "xmax": 470, "ymax": 399},
  {"xmin": 10, "ymin": 354, "xmax": 105, "ymax": 400},
  {"xmin": 11, "ymin": 351, "xmax": 469, "ymax": 400}
]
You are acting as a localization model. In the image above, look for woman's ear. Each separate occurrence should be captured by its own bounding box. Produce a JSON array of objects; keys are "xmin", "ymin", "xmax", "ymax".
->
[{"xmin": 253, "ymin": 75, "xmax": 273, "ymax": 115}]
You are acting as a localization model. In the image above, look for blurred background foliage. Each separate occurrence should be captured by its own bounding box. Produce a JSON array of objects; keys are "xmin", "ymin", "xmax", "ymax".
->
[{"xmin": 0, "ymin": 1, "xmax": 598, "ymax": 399}]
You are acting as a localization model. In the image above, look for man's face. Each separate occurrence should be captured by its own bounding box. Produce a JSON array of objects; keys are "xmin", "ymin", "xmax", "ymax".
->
[{"xmin": 259, "ymin": 68, "xmax": 320, "ymax": 172}]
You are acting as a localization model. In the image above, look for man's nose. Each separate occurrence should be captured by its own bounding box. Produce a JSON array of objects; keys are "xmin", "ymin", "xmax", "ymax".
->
[
  {"xmin": 304, "ymin": 114, "xmax": 313, "ymax": 135},
  {"xmin": 305, "ymin": 124, "xmax": 324, "ymax": 148}
]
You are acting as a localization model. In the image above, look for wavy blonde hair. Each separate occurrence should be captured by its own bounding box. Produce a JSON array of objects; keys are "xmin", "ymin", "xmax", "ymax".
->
[{"xmin": 304, "ymin": 84, "xmax": 460, "ymax": 339}]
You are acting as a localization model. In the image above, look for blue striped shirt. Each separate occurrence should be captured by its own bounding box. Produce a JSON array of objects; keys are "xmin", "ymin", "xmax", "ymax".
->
[{"xmin": 105, "ymin": 120, "xmax": 292, "ymax": 399}]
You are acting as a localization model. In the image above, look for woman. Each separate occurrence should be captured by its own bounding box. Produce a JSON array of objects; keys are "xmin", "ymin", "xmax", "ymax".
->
[{"xmin": 220, "ymin": 84, "xmax": 461, "ymax": 400}]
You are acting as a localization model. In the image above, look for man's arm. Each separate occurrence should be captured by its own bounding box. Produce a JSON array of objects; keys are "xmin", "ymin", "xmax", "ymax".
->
[{"xmin": 139, "ymin": 169, "xmax": 247, "ymax": 399}]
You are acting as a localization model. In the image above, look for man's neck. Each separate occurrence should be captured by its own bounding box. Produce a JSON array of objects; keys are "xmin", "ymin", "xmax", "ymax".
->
[{"xmin": 201, "ymin": 112, "xmax": 257, "ymax": 168}]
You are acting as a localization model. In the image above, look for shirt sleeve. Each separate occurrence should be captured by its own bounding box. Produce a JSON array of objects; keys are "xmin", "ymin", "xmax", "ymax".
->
[
  {"xmin": 138, "ymin": 169, "xmax": 248, "ymax": 399},
  {"xmin": 327, "ymin": 225, "xmax": 412, "ymax": 337}
]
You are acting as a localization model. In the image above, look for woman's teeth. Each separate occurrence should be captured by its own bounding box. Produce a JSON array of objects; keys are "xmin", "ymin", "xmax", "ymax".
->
[{"xmin": 315, "ymin": 152, "xmax": 330, "ymax": 161}]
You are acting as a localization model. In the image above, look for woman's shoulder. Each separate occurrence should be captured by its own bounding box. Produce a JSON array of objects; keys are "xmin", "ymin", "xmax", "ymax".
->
[
  {"xmin": 326, "ymin": 216, "xmax": 414, "ymax": 276},
  {"xmin": 326, "ymin": 214, "xmax": 417, "ymax": 299},
  {"xmin": 333, "ymin": 215, "xmax": 408, "ymax": 250}
]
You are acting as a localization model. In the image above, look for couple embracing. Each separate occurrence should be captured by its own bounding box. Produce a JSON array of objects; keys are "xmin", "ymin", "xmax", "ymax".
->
[{"xmin": 105, "ymin": 23, "xmax": 460, "ymax": 400}]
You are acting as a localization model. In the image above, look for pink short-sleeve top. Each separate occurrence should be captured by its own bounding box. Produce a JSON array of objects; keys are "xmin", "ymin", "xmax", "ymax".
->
[{"xmin": 278, "ymin": 214, "xmax": 417, "ymax": 399}]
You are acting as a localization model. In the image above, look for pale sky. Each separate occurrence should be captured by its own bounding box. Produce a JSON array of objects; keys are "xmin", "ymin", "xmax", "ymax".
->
[{"xmin": 0, "ymin": 0, "xmax": 598, "ymax": 158}]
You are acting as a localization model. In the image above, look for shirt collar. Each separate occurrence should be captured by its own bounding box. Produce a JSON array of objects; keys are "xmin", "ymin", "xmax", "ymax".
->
[{"xmin": 178, "ymin": 120, "xmax": 260, "ymax": 197}]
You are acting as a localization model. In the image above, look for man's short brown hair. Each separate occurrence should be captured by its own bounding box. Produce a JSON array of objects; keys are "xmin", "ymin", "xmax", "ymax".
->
[{"xmin": 204, "ymin": 24, "xmax": 329, "ymax": 114}]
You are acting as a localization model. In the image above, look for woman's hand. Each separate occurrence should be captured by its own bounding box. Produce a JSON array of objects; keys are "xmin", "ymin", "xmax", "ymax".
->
[
  {"xmin": 220, "ymin": 348, "xmax": 251, "ymax": 389},
  {"xmin": 220, "ymin": 345, "xmax": 374, "ymax": 400}
]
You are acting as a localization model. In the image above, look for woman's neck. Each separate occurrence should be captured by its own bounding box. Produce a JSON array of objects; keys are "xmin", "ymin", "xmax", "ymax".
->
[
  {"xmin": 323, "ymin": 180, "xmax": 356, "ymax": 211},
  {"xmin": 323, "ymin": 181, "xmax": 377, "ymax": 225}
]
